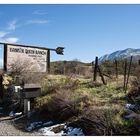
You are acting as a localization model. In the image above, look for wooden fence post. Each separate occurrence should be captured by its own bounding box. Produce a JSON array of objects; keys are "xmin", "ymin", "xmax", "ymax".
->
[
  {"xmin": 47, "ymin": 50, "xmax": 50, "ymax": 73},
  {"xmin": 115, "ymin": 59, "xmax": 118, "ymax": 79},
  {"xmin": 92, "ymin": 61, "xmax": 94, "ymax": 81},
  {"xmin": 63, "ymin": 61, "xmax": 67, "ymax": 75},
  {"xmin": 138, "ymin": 59, "xmax": 140, "ymax": 66},
  {"xmin": 94, "ymin": 57, "xmax": 98, "ymax": 82},
  {"xmin": 125, "ymin": 56, "xmax": 133, "ymax": 93},
  {"xmin": 124, "ymin": 59, "xmax": 127, "ymax": 91}
]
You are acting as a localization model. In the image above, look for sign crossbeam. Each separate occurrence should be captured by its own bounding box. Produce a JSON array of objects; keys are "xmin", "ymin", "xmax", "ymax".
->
[{"xmin": 0, "ymin": 42, "xmax": 64, "ymax": 54}]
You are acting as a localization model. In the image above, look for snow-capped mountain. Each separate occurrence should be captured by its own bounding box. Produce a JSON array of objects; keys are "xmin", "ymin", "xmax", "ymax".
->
[{"xmin": 99, "ymin": 48, "xmax": 140, "ymax": 63}]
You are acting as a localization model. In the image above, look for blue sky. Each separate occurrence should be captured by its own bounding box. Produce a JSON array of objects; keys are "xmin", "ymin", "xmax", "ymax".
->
[{"xmin": 0, "ymin": 4, "xmax": 140, "ymax": 68}]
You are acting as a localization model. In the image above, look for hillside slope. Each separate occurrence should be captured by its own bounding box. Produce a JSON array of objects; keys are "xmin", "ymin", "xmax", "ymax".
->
[{"xmin": 99, "ymin": 48, "xmax": 140, "ymax": 63}]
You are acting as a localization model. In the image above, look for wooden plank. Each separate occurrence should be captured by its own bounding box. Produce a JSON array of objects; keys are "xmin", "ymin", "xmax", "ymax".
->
[
  {"xmin": 97, "ymin": 69, "xmax": 112, "ymax": 79},
  {"xmin": 97, "ymin": 66, "xmax": 106, "ymax": 85},
  {"xmin": 24, "ymin": 84, "xmax": 41, "ymax": 89},
  {"xmin": 0, "ymin": 42, "xmax": 56, "ymax": 52}
]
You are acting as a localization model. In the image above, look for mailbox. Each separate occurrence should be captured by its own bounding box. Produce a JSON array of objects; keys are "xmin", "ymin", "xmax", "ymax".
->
[{"xmin": 21, "ymin": 84, "xmax": 41, "ymax": 98}]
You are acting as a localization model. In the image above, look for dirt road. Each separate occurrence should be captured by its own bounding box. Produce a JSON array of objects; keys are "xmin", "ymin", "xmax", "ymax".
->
[{"xmin": 0, "ymin": 118, "xmax": 42, "ymax": 136}]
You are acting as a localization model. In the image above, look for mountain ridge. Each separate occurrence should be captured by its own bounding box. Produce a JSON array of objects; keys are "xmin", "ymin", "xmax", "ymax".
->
[{"xmin": 99, "ymin": 48, "xmax": 140, "ymax": 63}]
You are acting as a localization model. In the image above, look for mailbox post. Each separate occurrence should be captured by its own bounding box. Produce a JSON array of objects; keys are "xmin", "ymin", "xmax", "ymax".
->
[
  {"xmin": 21, "ymin": 84, "xmax": 41, "ymax": 115},
  {"xmin": 24, "ymin": 99, "xmax": 31, "ymax": 115}
]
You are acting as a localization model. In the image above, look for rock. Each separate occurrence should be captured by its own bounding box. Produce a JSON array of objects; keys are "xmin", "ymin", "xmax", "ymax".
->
[
  {"xmin": 9, "ymin": 110, "xmax": 22, "ymax": 117},
  {"xmin": 25, "ymin": 121, "xmax": 54, "ymax": 132},
  {"xmin": 65, "ymin": 126, "xmax": 85, "ymax": 136},
  {"xmin": 125, "ymin": 113, "xmax": 139, "ymax": 120},
  {"xmin": 39, "ymin": 123, "xmax": 85, "ymax": 136},
  {"xmin": 123, "ymin": 96, "xmax": 130, "ymax": 100},
  {"xmin": 126, "ymin": 104, "xmax": 135, "ymax": 110},
  {"xmin": 39, "ymin": 123, "xmax": 65, "ymax": 136}
]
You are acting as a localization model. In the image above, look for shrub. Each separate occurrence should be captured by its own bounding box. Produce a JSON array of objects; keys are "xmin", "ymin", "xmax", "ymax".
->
[
  {"xmin": 68, "ymin": 108, "xmax": 124, "ymax": 136},
  {"xmin": 35, "ymin": 87, "xmax": 89, "ymax": 122},
  {"xmin": 35, "ymin": 75, "xmax": 90, "ymax": 122},
  {"xmin": 41, "ymin": 76, "xmax": 80, "ymax": 95},
  {"xmin": 2, "ymin": 74, "xmax": 13, "ymax": 89}
]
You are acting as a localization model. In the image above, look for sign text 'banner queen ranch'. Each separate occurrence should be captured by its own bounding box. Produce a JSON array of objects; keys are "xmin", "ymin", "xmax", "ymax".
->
[{"xmin": 5, "ymin": 45, "xmax": 48, "ymax": 72}]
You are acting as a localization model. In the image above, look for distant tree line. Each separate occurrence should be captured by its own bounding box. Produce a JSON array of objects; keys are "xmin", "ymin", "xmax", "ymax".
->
[
  {"xmin": 50, "ymin": 59, "xmax": 92, "ymax": 78},
  {"xmin": 50, "ymin": 58, "xmax": 140, "ymax": 78}
]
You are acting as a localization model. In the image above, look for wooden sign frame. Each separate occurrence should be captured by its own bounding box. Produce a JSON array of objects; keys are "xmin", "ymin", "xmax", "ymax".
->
[{"xmin": 1, "ymin": 42, "xmax": 64, "ymax": 73}]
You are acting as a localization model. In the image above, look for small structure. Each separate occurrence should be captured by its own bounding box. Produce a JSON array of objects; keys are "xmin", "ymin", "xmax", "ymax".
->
[
  {"xmin": 21, "ymin": 84, "xmax": 41, "ymax": 115},
  {"xmin": 22, "ymin": 84, "xmax": 41, "ymax": 99}
]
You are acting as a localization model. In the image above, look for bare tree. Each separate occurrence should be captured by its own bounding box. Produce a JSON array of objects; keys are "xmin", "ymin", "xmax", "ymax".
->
[{"xmin": 7, "ymin": 58, "xmax": 46, "ymax": 84}]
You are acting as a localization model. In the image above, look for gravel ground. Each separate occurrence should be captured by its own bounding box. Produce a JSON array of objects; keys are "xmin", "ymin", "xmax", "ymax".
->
[
  {"xmin": 0, "ymin": 105, "xmax": 43, "ymax": 136},
  {"xmin": 0, "ymin": 118, "xmax": 42, "ymax": 136}
]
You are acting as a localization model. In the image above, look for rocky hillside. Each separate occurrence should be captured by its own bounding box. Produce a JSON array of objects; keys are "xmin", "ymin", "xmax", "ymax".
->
[{"xmin": 99, "ymin": 48, "xmax": 140, "ymax": 63}]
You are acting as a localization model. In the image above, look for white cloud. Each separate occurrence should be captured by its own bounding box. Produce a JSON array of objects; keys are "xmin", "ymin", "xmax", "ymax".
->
[
  {"xmin": 26, "ymin": 19, "xmax": 49, "ymax": 24},
  {"xmin": 5, "ymin": 37, "xmax": 19, "ymax": 43},
  {"xmin": 0, "ymin": 19, "xmax": 19, "ymax": 44},
  {"xmin": 8, "ymin": 19, "xmax": 17, "ymax": 30},
  {"xmin": 33, "ymin": 10, "xmax": 48, "ymax": 15},
  {"xmin": 0, "ymin": 37, "xmax": 19, "ymax": 43},
  {"xmin": 0, "ymin": 31, "xmax": 9, "ymax": 38}
]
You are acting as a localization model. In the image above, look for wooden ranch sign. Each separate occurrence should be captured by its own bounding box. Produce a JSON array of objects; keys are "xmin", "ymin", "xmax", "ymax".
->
[
  {"xmin": 4, "ymin": 44, "xmax": 48, "ymax": 72},
  {"xmin": 1, "ymin": 42, "xmax": 64, "ymax": 73}
]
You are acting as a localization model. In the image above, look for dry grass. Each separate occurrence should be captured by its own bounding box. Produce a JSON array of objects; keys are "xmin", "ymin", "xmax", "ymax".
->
[
  {"xmin": 3, "ymin": 69, "xmax": 140, "ymax": 136},
  {"xmin": 0, "ymin": 73, "xmax": 134, "ymax": 135}
]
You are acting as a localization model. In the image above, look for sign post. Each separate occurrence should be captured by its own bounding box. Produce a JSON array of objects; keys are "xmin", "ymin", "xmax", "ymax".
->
[{"xmin": 0, "ymin": 74, "xmax": 4, "ymax": 98}]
